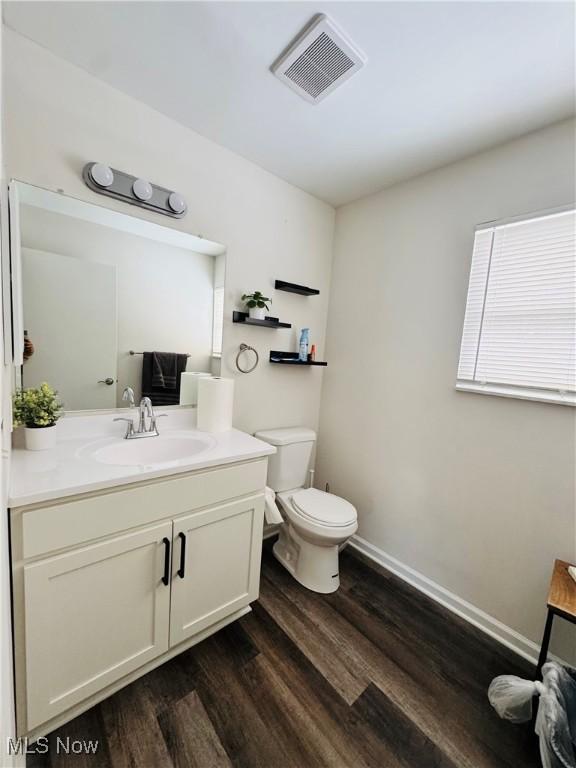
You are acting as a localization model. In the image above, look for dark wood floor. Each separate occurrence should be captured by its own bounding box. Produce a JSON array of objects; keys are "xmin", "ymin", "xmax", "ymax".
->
[{"xmin": 28, "ymin": 543, "xmax": 540, "ymax": 768}]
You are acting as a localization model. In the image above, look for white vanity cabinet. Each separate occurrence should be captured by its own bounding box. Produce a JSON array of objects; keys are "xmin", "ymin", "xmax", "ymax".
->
[
  {"xmin": 170, "ymin": 497, "xmax": 262, "ymax": 644},
  {"xmin": 10, "ymin": 458, "xmax": 267, "ymax": 739},
  {"xmin": 24, "ymin": 522, "xmax": 172, "ymax": 730}
]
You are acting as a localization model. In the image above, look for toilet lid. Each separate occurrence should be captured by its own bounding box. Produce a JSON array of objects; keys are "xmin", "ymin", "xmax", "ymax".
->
[{"xmin": 291, "ymin": 488, "xmax": 357, "ymax": 527}]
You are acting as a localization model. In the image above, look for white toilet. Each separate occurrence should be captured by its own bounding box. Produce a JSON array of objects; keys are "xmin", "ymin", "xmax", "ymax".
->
[{"xmin": 254, "ymin": 427, "xmax": 358, "ymax": 594}]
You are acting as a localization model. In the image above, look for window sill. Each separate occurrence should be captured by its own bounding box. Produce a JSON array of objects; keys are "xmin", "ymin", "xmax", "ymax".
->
[{"xmin": 455, "ymin": 381, "xmax": 575, "ymax": 407}]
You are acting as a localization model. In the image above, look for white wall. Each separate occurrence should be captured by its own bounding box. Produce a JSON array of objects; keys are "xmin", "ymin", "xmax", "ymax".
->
[
  {"xmin": 317, "ymin": 119, "xmax": 576, "ymax": 660},
  {"xmin": 3, "ymin": 28, "xmax": 335, "ymax": 433}
]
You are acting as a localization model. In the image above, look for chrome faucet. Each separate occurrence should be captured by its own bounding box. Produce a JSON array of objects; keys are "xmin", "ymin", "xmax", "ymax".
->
[
  {"xmin": 114, "ymin": 396, "xmax": 167, "ymax": 439},
  {"xmin": 138, "ymin": 396, "xmax": 153, "ymax": 433},
  {"xmin": 122, "ymin": 386, "xmax": 136, "ymax": 408}
]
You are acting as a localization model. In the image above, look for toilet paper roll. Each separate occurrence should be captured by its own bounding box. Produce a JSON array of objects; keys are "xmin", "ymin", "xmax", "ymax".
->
[
  {"xmin": 179, "ymin": 372, "xmax": 212, "ymax": 406},
  {"xmin": 197, "ymin": 377, "xmax": 235, "ymax": 433},
  {"xmin": 264, "ymin": 487, "xmax": 284, "ymax": 525}
]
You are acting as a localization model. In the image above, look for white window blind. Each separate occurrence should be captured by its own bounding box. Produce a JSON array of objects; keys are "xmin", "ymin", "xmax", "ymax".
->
[
  {"xmin": 457, "ymin": 208, "xmax": 576, "ymax": 405},
  {"xmin": 212, "ymin": 286, "xmax": 224, "ymax": 357}
]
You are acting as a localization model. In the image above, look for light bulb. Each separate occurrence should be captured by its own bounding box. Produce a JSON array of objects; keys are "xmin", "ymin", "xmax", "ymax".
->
[
  {"xmin": 90, "ymin": 163, "xmax": 114, "ymax": 188},
  {"xmin": 132, "ymin": 178, "xmax": 153, "ymax": 201},
  {"xmin": 168, "ymin": 192, "xmax": 186, "ymax": 214}
]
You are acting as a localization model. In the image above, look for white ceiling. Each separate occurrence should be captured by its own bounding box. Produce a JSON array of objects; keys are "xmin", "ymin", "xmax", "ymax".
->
[{"xmin": 4, "ymin": 1, "xmax": 575, "ymax": 207}]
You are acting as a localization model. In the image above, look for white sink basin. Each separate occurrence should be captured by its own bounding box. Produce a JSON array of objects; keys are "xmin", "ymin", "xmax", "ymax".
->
[{"xmin": 87, "ymin": 434, "xmax": 216, "ymax": 467}]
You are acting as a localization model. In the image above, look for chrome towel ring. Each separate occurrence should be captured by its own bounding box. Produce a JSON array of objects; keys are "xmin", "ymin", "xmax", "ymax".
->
[{"xmin": 236, "ymin": 343, "xmax": 259, "ymax": 374}]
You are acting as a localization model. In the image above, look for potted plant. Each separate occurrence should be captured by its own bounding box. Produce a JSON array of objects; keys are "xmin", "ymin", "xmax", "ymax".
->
[
  {"xmin": 13, "ymin": 382, "xmax": 63, "ymax": 451},
  {"xmin": 241, "ymin": 291, "xmax": 272, "ymax": 321}
]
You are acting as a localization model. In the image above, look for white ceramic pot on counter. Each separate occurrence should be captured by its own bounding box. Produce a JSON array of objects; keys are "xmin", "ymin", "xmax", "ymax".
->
[{"xmin": 24, "ymin": 425, "xmax": 57, "ymax": 451}]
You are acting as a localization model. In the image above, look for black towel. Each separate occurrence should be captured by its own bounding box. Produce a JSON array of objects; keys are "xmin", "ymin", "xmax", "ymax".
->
[
  {"xmin": 142, "ymin": 352, "xmax": 188, "ymax": 406},
  {"xmin": 152, "ymin": 352, "xmax": 179, "ymax": 389}
]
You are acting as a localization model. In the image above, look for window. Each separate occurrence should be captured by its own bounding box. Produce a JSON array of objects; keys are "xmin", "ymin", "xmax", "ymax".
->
[
  {"xmin": 457, "ymin": 208, "xmax": 575, "ymax": 405},
  {"xmin": 212, "ymin": 286, "xmax": 224, "ymax": 357}
]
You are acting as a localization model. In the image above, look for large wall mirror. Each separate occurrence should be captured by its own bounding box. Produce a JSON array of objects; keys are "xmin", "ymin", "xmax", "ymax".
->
[{"xmin": 14, "ymin": 182, "xmax": 226, "ymax": 411}]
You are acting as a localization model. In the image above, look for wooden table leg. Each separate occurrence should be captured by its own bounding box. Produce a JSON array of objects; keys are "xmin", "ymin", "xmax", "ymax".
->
[{"xmin": 536, "ymin": 609, "xmax": 554, "ymax": 679}]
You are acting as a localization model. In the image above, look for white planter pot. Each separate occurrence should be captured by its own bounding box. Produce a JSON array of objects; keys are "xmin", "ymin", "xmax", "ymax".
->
[
  {"xmin": 249, "ymin": 306, "xmax": 266, "ymax": 320},
  {"xmin": 24, "ymin": 425, "xmax": 57, "ymax": 451}
]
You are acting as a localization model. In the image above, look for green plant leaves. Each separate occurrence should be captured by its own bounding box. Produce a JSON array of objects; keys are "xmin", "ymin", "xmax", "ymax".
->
[
  {"xmin": 243, "ymin": 291, "xmax": 271, "ymax": 311},
  {"xmin": 12, "ymin": 382, "xmax": 63, "ymax": 428}
]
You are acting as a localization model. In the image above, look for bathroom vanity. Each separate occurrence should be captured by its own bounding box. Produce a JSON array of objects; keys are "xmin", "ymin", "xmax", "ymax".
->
[
  {"xmin": 9, "ymin": 411, "xmax": 275, "ymax": 739},
  {"xmin": 4, "ymin": 179, "xmax": 278, "ymax": 740}
]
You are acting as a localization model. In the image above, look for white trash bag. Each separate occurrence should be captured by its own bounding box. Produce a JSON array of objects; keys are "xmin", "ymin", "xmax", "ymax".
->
[
  {"xmin": 488, "ymin": 662, "xmax": 576, "ymax": 768},
  {"xmin": 488, "ymin": 675, "xmax": 544, "ymax": 722}
]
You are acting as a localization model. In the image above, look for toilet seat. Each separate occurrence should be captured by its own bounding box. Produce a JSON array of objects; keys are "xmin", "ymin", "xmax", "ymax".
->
[{"xmin": 291, "ymin": 488, "xmax": 357, "ymax": 528}]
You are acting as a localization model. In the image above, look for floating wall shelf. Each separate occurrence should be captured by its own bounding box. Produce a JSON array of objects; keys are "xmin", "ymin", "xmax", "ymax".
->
[
  {"xmin": 233, "ymin": 311, "xmax": 291, "ymax": 329},
  {"xmin": 269, "ymin": 351, "xmax": 327, "ymax": 367},
  {"xmin": 274, "ymin": 280, "xmax": 320, "ymax": 296}
]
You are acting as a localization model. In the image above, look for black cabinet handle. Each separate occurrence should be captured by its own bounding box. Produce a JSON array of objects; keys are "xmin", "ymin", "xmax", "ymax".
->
[
  {"xmin": 162, "ymin": 537, "xmax": 171, "ymax": 586},
  {"xmin": 177, "ymin": 532, "xmax": 186, "ymax": 579}
]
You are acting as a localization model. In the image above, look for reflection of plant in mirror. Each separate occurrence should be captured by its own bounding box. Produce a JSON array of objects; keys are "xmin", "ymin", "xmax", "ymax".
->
[
  {"xmin": 12, "ymin": 383, "xmax": 63, "ymax": 428},
  {"xmin": 241, "ymin": 291, "xmax": 271, "ymax": 310}
]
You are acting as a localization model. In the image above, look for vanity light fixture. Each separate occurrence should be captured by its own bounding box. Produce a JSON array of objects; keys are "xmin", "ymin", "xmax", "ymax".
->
[{"xmin": 82, "ymin": 162, "xmax": 187, "ymax": 218}]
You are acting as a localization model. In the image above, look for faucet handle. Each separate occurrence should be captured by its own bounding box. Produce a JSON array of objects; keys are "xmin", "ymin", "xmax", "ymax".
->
[
  {"xmin": 149, "ymin": 413, "xmax": 168, "ymax": 433},
  {"xmin": 113, "ymin": 416, "xmax": 135, "ymax": 438}
]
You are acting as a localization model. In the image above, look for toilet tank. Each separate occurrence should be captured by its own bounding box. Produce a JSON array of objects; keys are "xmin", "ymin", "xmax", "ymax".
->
[{"xmin": 254, "ymin": 427, "xmax": 316, "ymax": 492}]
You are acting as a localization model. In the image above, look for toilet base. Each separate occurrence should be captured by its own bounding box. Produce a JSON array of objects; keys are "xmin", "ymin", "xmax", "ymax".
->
[{"xmin": 273, "ymin": 527, "xmax": 340, "ymax": 594}]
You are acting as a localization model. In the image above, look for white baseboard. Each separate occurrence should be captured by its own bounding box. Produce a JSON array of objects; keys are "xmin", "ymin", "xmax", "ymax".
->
[{"xmin": 349, "ymin": 535, "xmax": 549, "ymax": 666}]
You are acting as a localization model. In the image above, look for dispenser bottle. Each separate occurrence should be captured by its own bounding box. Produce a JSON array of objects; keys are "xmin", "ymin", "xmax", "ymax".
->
[{"xmin": 299, "ymin": 328, "xmax": 310, "ymax": 362}]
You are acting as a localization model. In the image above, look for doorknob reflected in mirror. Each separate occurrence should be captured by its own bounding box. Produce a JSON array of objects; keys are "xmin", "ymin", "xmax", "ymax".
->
[{"xmin": 98, "ymin": 378, "xmax": 115, "ymax": 386}]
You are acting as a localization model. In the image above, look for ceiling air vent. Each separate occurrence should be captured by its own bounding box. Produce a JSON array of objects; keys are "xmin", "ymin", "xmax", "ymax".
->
[{"xmin": 272, "ymin": 14, "xmax": 366, "ymax": 104}]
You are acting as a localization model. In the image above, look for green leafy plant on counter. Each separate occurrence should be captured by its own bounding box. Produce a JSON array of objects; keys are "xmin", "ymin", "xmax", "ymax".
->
[
  {"xmin": 12, "ymin": 383, "xmax": 63, "ymax": 428},
  {"xmin": 241, "ymin": 291, "xmax": 272, "ymax": 311}
]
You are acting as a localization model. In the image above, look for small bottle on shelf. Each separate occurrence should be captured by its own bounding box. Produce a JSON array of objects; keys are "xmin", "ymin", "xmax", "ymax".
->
[{"xmin": 299, "ymin": 328, "xmax": 310, "ymax": 362}]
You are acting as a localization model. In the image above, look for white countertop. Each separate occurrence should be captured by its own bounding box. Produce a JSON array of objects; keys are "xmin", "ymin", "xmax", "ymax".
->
[{"xmin": 9, "ymin": 409, "xmax": 275, "ymax": 508}]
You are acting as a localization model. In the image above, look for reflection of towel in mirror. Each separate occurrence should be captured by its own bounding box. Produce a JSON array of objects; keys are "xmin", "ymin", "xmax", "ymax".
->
[
  {"xmin": 152, "ymin": 352, "xmax": 180, "ymax": 389},
  {"xmin": 142, "ymin": 351, "xmax": 188, "ymax": 405}
]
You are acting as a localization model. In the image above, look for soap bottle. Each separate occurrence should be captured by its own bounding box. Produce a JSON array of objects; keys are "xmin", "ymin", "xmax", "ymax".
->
[{"xmin": 299, "ymin": 328, "xmax": 310, "ymax": 362}]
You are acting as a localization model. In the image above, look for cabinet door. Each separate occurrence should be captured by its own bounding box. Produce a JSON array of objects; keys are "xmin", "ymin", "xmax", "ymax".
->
[
  {"xmin": 24, "ymin": 522, "xmax": 172, "ymax": 729},
  {"xmin": 170, "ymin": 494, "xmax": 264, "ymax": 646}
]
